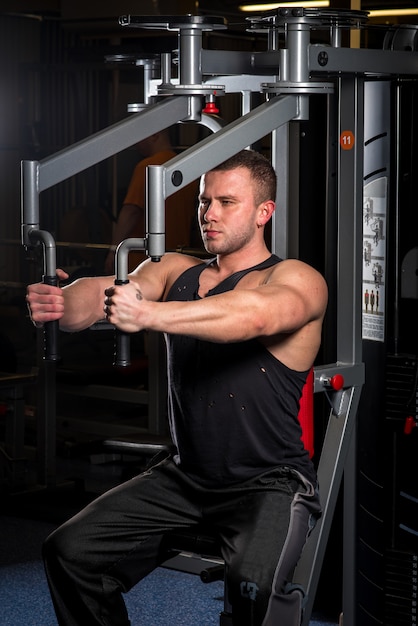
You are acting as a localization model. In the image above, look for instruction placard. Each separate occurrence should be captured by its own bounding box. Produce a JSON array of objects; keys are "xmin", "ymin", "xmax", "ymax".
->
[{"xmin": 362, "ymin": 177, "xmax": 387, "ymax": 342}]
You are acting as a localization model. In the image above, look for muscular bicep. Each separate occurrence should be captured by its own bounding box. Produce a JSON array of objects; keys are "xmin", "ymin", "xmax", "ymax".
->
[{"xmin": 257, "ymin": 262, "xmax": 328, "ymax": 335}]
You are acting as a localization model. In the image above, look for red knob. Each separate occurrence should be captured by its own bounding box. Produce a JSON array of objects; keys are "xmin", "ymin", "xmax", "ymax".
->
[
  {"xmin": 202, "ymin": 101, "xmax": 219, "ymax": 114},
  {"xmin": 330, "ymin": 374, "xmax": 344, "ymax": 391},
  {"xmin": 404, "ymin": 416, "xmax": 416, "ymax": 435}
]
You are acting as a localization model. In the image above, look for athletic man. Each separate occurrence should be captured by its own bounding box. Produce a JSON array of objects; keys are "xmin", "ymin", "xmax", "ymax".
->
[{"xmin": 26, "ymin": 149, "xmax": 328, "ymax": 626}]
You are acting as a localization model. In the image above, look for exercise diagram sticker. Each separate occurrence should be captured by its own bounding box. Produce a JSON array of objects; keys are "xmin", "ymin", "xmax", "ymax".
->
[
  {"xmin": 362, "ymin": 177, "xmax": 387, "ymax": 342},
  {"xmin": 340, "ymin": 130, "xmax": 355, "ymax": 150}
]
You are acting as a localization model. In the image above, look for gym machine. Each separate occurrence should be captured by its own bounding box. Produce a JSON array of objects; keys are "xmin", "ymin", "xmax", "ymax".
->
[{"xmin": 20, "ymin": 7, "xmax": 418, "ymax": 625}]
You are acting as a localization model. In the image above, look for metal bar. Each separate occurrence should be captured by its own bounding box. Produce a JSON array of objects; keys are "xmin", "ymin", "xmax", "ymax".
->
[
  {"xmin": 202, "ymin": 74, "xmax": 277, "ymax": 94},
  {"xmin": 158, "ymin": 96, "xmax": 299, "ymax": 196},
  {"xmin": 296, "ymin": 385, "xmax": 362, "ymax": 625},
  {"xmin": 337, "ymin": 76, "xmax": 364, "ymax": 373},
  {"xmin": 337, "ymin": 74, "xmax": 364, "ymax": 626},
  {"xmin": 115, "ymin": 238, "xmax": 147, "ymax": 281},
  {"xmin": 202, "ymin": 46, "xmax": 418, "ymax": 80},
  {"xmin": 57, "ymin": 383, "xmax": 148, "ymax": 404},
  {"xmin": 393, "ymin": 82, "xmax": 401, "ymax": 352},
  {"xmin": 147, "ymin": 166, "xmax": 166, "ymax": 261},
  {"xmin": 21, "ymin": 160, "xmax": 39, "ymax": 237},
  {"xmin": 310, "ymin": 45, "xmax": 418, "ymax": 76},
  {"xmin": 295, "ymin": 74, "xmax": 365, "ymax": 625},
  {"xmin": 36, "ymin": 358, "xmax": 57, "ymax": 487},
  {"xmin": 271, "ymin": 123, "xmax": 291, "ymax": 260},
  {"xmin": 288, "ymin": 23, "xmax": 311, "ymax": 83},
  {"xmin": 148, "ymin": 74, "xmax": 275, "ymax": 99},
  {"xmin": 313, "ymin": 363, "xmax": 365, "ymax": 392},
  {"xmin": 201, "ymin": 49, "xmax": 281, "ymax": 75},
  {"xmin": 179, "ymin": 27, "xmax": 204, "ymax": 120},
  {"xmin": 35, "ymin": 96, "xmax": 191, "ymax": 192}
]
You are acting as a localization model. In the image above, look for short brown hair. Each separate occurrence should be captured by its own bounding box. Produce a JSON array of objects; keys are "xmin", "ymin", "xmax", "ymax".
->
[{"xmin": 209, "ymin": 149, "xmax": 277, "ymax": 206}]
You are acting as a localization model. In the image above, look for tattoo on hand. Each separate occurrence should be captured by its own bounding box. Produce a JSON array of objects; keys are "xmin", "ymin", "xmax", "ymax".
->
[{"xmin": 136, "ymin": 290, "xmax": 143, "ymax": 301}]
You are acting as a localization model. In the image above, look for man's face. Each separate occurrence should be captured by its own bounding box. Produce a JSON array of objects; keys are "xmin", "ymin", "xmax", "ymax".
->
[{"xmin": 198, "ymin": 168, "xmax": 260, "ymax": 255}]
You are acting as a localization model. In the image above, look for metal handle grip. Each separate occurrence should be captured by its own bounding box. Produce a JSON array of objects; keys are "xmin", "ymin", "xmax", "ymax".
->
[
  {"xmin": 42, "ymin": 274, "xmax": 60, "ymax": 362},
  {"xmin": 113, "ymin": 279, "xmax": 130, "ymax": 367}
]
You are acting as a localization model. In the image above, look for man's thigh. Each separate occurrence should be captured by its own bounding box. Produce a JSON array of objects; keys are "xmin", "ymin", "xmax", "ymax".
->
[
  {"xmin": 51, "ymin": 458, "xmax": 205, "ymax": 589},
  {"xmin": 207, "ymin": 468, "xmax": 320, "ymax": 626}
]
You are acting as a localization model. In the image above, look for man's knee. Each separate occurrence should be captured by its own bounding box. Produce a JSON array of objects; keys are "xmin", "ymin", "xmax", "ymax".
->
[
  {"xmin": 228, "ymin": 572, "xmax": 305, "ymax": 626},
  {"xmin": 226, "ymin": 559, "xmax": 270, "ymax": 625},
  {"xmin": 43, "ymin": 520, "xmax": 82, "ymax": 569}
]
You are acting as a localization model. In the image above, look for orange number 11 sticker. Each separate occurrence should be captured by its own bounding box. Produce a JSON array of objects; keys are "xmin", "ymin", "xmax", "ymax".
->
[{"xmin": 340, "ymin": 130, "xmax": 355, "ymax": 150}]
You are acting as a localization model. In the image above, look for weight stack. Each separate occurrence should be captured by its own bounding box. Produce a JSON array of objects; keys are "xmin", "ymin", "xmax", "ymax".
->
[
  {"xmin": 385, "ymin": 550, "xmax": 418, "ymax": 625},
  {"xmin": 384, "ymin": 354, "xmax": 418, "ymax": 624}
]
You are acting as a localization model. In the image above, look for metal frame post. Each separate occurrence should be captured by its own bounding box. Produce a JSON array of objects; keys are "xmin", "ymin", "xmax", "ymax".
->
[
  {"xmin": 294, "ymin": 74, "xmax": 365, "ymax": 625},
  {"xmin": 338, "ymin": 74, "xmax": 365, "ymax": 626}
]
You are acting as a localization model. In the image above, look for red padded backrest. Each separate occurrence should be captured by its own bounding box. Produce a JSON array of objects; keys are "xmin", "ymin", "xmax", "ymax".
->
[{"xmin": 298, "ymin": 368, "xmax": 314, "ymax": 458}]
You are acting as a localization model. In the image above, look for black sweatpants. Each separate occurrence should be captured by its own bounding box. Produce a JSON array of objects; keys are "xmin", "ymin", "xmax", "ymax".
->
[{"xmin": 43, "ymin": 458, "xmax": 321, "ymax": 626}]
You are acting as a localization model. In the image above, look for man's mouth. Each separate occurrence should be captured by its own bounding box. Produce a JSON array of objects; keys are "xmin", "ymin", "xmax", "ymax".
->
[{"xmin": 203, "ymin": 229, "xmax": 219, "ymax": 239}]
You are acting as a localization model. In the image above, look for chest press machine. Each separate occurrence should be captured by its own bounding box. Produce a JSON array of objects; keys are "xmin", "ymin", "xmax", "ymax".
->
[{"xmin": 21, "ymin": 7, "xmax": 418, "ymax": 624}]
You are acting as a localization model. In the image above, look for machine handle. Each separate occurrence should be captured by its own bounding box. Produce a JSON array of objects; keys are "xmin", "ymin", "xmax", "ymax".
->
[
  {"xmin": 113, "ymin": 237, "xmax": 147, "ymax": 368},
  {"xmin": 113, "ymin": 278, "xmax": 130, "ymax": 367},
  {"xmin": 200, "ymin": 564, "xmax": 224, "ymax": 583},
  {"xmin": 42, "ymin": 274, "xmax": 60, "ymax": 362}
]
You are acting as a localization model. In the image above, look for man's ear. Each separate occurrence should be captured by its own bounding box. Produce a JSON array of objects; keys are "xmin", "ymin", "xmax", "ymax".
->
[{"xmin": 257, "ymin": 200, "xmax": 275, "ymax": 226}]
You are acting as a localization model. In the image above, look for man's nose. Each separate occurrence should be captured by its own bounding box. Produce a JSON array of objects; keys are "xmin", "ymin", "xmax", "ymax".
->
[{"xmin": 203, "ymin": 201, "xmax": 218, "ymax": 221}]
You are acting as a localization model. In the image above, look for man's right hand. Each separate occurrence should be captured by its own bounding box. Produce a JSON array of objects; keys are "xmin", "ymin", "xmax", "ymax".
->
[{"xmin": 26, "ymin": 268, "xmax": 69, "ymax": 327}]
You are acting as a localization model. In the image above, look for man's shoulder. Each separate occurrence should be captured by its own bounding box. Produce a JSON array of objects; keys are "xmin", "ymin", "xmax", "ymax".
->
[
  {"xmin": 266, "ymin": 258, "xmax": 327, "ymax": 294},
  {"xmin": 164, "ymin": 252, "xmax": 209, "ymax": 274},
  {"xmin": 160, "ymin": 253, "xmax": 210, "ymax": 297},
  {"xmin": 270, "ymin": 257, "xmax": 322, "ymax": 276}
]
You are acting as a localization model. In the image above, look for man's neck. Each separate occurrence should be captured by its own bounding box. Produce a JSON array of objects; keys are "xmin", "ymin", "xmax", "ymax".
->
[{"xmin": 214, "ymin": 246, "xmax": 272, "ymax": 278}]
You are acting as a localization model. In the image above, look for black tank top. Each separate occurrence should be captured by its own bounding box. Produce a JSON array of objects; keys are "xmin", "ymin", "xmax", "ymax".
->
[{"xmin": 164, "ymin": 254, "xmax": 316, "ymax": 487}]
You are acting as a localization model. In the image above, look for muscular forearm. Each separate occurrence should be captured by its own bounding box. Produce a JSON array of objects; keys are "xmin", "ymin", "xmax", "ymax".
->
[
  {"xmin": 60, "ymin": 277, "xmax": 110, "ymax": 331},
  {"xmin": 157, "ymin": 290, "xmax": 311, "ymax": 342},
  {"xmin": 27, "ymin": 275, "xmax": 110, "ymax": 332},
  {"xmin": 109, "ymin": 284, "xmax": 301, "ymax": 343}
]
